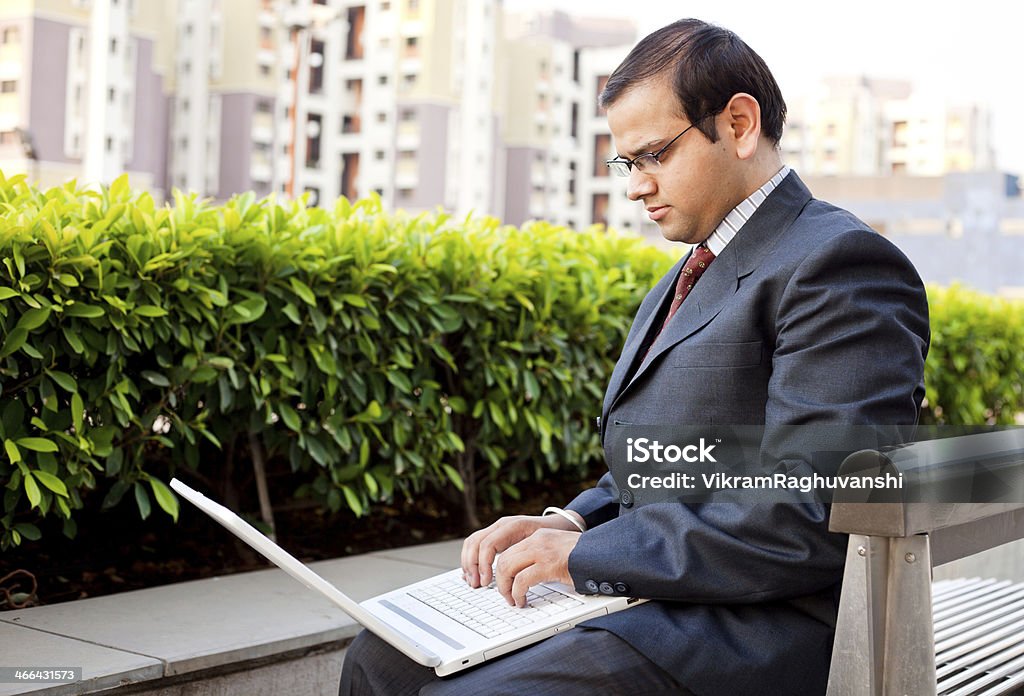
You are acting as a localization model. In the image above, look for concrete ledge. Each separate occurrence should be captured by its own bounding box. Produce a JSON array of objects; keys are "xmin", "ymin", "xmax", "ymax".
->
[{"xmin": 0, "ymin": 540, "xmax": 464, "ymax": 696}]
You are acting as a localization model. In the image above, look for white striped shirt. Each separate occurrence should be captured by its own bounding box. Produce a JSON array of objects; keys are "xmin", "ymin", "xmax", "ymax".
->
[{"xmin": 704, "ymin": 165, "xmax": 791, "ymax": 256}]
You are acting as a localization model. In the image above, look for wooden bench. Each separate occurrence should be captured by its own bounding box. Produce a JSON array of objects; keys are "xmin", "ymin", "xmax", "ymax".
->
[{"xmin": 826, "ymin": 429, "xmax": 1024, "ymax": 696}]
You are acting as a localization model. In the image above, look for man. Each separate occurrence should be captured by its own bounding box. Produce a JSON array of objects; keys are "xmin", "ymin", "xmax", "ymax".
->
[{"xmin": 340, "ymin": 18, "xmax": 929, "ymax": 695}]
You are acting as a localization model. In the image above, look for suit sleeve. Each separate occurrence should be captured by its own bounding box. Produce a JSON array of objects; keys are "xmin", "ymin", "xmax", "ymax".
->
[{"xmin": 564, "ymin": 229, "xmax": 929, "ymax": 602}]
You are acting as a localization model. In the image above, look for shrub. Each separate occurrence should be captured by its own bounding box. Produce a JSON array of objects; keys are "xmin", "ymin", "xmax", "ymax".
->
[
  {"xmin": 0, "ymin": 173, "xmax": 674, "ymax": 547},
  {"xmin": 922, "ymin": 284, "xmax": 1024, "ymax": 425}
]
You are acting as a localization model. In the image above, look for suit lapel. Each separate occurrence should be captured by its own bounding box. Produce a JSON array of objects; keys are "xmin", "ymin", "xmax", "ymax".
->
[
  {"xmin": 601, "ymin": 253, "xmax": 687, "ymax": 417},
  {"xmin": 601, "ymin": 172, "xmax": 814, "ymax": 425},
  {"xmin": 631, "ymin": 248, "xmax": 738, "ymax": 382}
]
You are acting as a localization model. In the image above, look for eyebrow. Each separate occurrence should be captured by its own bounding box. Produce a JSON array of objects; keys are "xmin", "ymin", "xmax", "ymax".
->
[{"xmin": 617, "ymin": 138, "xmax": 665, "ymax": 160}]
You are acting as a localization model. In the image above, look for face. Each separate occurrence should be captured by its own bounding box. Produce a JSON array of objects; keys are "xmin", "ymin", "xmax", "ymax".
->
[{"xmin": 606, "ymin": 79, "xmax": 740, "ymax": 244}]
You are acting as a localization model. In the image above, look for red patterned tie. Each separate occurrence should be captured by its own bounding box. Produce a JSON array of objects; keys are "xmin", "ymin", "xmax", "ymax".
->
[{"xmin": 659, "ymin": 244, "xmax": 716, "ymax": 333}]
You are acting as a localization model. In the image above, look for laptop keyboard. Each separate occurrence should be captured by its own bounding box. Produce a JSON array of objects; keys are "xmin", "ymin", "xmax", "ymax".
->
[{"xmin": 408, "ymin": 578, "xmax": 584, "ymax": 638}]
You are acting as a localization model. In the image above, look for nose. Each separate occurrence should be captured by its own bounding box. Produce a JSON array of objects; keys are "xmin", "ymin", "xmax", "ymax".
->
[{"xmin": 626, "ymin": 168, "xmax": 656, "ymax": 201}]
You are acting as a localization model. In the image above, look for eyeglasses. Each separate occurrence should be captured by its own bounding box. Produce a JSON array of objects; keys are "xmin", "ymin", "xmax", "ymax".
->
[{"xmin": 605, "ymin": 116, "xmax": 709, "ymax": 177}]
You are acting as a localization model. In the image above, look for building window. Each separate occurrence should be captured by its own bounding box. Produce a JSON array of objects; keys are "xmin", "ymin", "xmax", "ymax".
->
[
  {"xmin": 375, "ymin": 150, "xmax": 385, "ymax": 160},
  {"xmin": 407, "ymin": 0, "xmax": 420, "ymax": 14},
  {"xmin": 341, "ymin": 152, "xmax": 360, "ymax": 199},
  {"xmin": 309, "ymin": 39, "xmax": 324, "ymax": 93},
  {"xmin": 381, "ymin": 1, "xmax": 391, "ymax": 9},
  {"xmin": 306, "ymin": 113, "xmax": 322, "ymax": 168},
  {"xmin": 106, "ymin": 136, "xmax": 114, "ymax": 152},
  {"xmin": 400, "ymin": 108, "xmax": 416, "ymax": 122},
  {"xmin": 593, "ymin": 133, "xmax": 611, "ymax": 177},
  {"xmin": 0, "ymin": 80, "xmax": 16, "ymax": 93},
  {"xmin": 401, "ymin": 73, "xmax": 417, "ymax": 91},
  {"xmin": 404, "ymin": 36, "xmax": 418, "ymax": 58},
  {"xmin": 376, "ymin": 111, "xmax": 387, "ymax": 123},
  {"xmin": 398, "ymin": 187, "xmax": 414, "ymax": 201},
  {"xmin": 342, "ymin": 114, "xmax": 361, "ymax": 134},
  {"xmin": 595, "ymin": 75, "xmax": 609, "ymax": 116},
  {"xmin": 108, "ymin": 86, "xmax": 116, "ymax": 102},
  {"xmin": 346, "ymin": 6, "xmax": 365, "ymax": 60},
  {"xmin": 378, "ymin": 74, "xmax": 388, "ymax": 85},
  {"xmin": 305, "ymin": 187, "xmax": 320, "ymax": 205},
  {"xmin": 259, "ymin": 63, "xmax": 272, "ymax": 77},
  {"xmin": 592, "ymin": 193, "xmax": 609, "ymax": 227},
  {"xmin": 1, "ymin": 27, "xmax": 20, "ymax": 44},
  {"xmin": 109, "ymin": 37, "xmax": 117, "ymax": 54}
]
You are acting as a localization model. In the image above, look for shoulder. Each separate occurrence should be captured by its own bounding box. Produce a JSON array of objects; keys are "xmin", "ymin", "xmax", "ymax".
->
[{"xmin": 784, "ymin": 197, "xmax": 917, "ymax": 272}]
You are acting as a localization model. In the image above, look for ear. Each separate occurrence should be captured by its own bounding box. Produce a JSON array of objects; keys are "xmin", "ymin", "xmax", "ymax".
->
[{"xmin": 724, "ymin": 93, "xmax": 762, "ymax": 160}]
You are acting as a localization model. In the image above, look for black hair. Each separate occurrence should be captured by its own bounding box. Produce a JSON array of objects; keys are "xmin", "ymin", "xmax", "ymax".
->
[{"xmin": 599, "ymin": 19, "xmax": 786, "ymax": 145}]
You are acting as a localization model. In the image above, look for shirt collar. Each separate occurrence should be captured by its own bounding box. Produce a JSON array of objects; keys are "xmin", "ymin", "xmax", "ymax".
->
[{"xmin": 703, "ymin": 165, "xmax": 791, "ymax": 256}]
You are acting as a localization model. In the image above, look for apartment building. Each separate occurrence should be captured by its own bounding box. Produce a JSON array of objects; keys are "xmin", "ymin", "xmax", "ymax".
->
[
  {"xmin": 0, "ymin": 2, "xmax": 1002, "ymax": 246},
  {"xmin": 0, "ymin": 0, "xmax": 169, "ymax": 194},
  {"xmin": 497, "ymin": 11, "xmax": 645, "ymax": 239},
  {"xmin": 784, "ymin": 76, "xmax": 995, "ymax": 177}
]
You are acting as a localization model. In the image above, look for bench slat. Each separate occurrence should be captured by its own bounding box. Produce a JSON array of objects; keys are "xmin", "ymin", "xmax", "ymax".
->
[{"xmin": 938, "ymin": 643, "xmax": 1024, "ymax": 695}]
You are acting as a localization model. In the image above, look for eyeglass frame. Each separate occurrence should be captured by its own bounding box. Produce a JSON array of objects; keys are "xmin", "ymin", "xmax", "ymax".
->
[{"xmin": 605, "ymin": 114, "xmax": 712, "ymax": 177}]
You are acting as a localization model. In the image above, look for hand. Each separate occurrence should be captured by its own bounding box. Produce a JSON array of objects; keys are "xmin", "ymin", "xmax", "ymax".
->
[
  {"xmin": 460, "ymin": 513, "xmax": 582, "ymax": 589},
  {"xmin": 494, "ymin": 528, "xmax": 581, "ymax": 607}
]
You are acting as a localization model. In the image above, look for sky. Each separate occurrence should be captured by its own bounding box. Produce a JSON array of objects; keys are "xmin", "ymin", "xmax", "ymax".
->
[{"xmin": 505, "ymin": 0, "xmax": 1024, "ymax": 176}]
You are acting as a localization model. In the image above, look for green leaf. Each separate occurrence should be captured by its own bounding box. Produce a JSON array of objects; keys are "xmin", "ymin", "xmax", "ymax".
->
[
  {"xmin": 46, "ymin": 370, "xmax": 77, "ymax": 393},
  {"xmin": 14, "ymin": 523, "xmax": 41, "ymax": 541},
  {"xmin": 71, "ymin": 392, "xmax": 84, "ymax": 432},
  {"xmin": 0, "ymin": 328, "xmax": 27, "ymax": 358},
  {"xmin": 62, "ymin": 326, "xmax": 85, "ymax": 354},
  {"xmin": 16, "ymin": 307, "xmax": 51, "ymax": 331},
  {"xmin": 289, "ymin": 277, "xmax": 317, "ymax": 306},
  {"xmin": 149, "ymin": 478, "xmax": 179, "ymax": 522},
  {"xmin": 141, "ymin": 370, "xmax": 171, "ymax": 387},
  {"xmin": 341, "ymin": 485, "xmax": 363, "ymax": 516},
  {"xmin": 24, "ymin": 473, "xmax": 41, "ymax": 508},
  {"xmin": 386, "ymin": 370, "xmax": 413, "ymax": 394},
  {"xmin": 16, "ymin": 437, "xmax": 59, "ymax": 453},
  {"xmin": 523, "ymin": 371, "xmax": 540, "ymax": 401},
  {"xmin": 0, "ymin": 287, "xmax": 19, "ymax": 300},
  {"xmin": 64, "ymin": 303, "xmax": 105, "ymax": 318},
  {"xmin": 279, "ymin": 403, "xmax": 301, "ymax": 432},
  {"xmin": 134, "ymin": 482, "xmax": 152, "ymax": 520},
  {"xmin": 341, "ymin": 293, "xmax": 368, "ymax": 307},
  {"xmin": 442, "ymin": 464, "xmax": 465, "ymax": 491},
  {"xmin": 31, "ymin": 470, "xmax": 68, "ymax": 497},
  {"xmin": 282, "ymin": 303, "xmax": 302, "ymax": 324},
  {"xmin": 135, "ymin": 305, "xmax": 168, "ymax": 317},
  {"xmin": 4, "ymin": 439, "xmax": 20, "ymax": 463}
]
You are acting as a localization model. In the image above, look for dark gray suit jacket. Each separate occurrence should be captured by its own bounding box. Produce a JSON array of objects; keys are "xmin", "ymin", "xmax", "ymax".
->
[{"xmin": 565, "ymin": 172, "xmax": 930, "ymax": 696}]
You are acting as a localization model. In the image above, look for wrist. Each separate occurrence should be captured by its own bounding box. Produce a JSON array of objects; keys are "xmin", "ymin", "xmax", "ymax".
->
[{"xmin": 542, "ymin": 506, "xmax": 586, "ymax": 533}]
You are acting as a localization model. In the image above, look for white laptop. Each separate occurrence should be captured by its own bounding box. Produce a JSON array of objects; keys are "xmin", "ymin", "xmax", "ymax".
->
[{"xmin": 170, "ymin": 478, "xmax": 643, "ymax": 676}]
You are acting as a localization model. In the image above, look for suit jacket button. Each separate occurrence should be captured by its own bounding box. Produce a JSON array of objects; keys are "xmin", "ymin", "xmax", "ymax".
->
[
  {"xmin": 599, "ymin": 582, "xmax": 615, "ymax": 595},
  {"xmin": 585, "ymin": 579, "xmax": 600, "ymax": 594},
  {"xmin": 595, "ymin": 416, "xmax": 602, "ymax": 430},
  {"xmin": 614, "ymin": 582, "xmax": 629, "ymax": 594},
  {"xmin": 619, "ymin": 490, "xmax": 634, "ymax": 507}
]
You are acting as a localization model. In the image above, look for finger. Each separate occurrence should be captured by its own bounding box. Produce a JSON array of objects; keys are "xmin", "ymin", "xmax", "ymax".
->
[
  {"xmin": 460, "ymin": 532, "xmax": 481, "ymax": 587},
  {"xmin": 510, "ymin": 564, "xmax": 539, "ymax": 608},
  {"xmin": 477, "ymin": 536, "xmax": 499, "ymax": 587},
  {"xmin": 494, "ymin": 545, "xmax": 531, "ymax": 605},
  {"xmin": 494, "ymin": 553, "xmax": 515, "ymax": 605}
]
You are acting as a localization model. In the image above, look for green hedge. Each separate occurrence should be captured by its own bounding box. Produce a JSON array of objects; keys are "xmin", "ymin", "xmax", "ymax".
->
[
  {"xmin": 1, "ymin": 172, "xmax": 1021, "ymax": 551},
  {"xmin": 0, "ymin": 173, "xmax": 673, "ymax": 548},
  {"xmin": 923, "ymin": 284, "xmax": 1024, "ymax": 425}
]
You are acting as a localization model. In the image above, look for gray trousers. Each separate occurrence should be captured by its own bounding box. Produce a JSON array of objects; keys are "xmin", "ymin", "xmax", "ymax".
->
[{"xmin": 339, "ymin": 626, "xmax": 693, "ymax": 695}]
